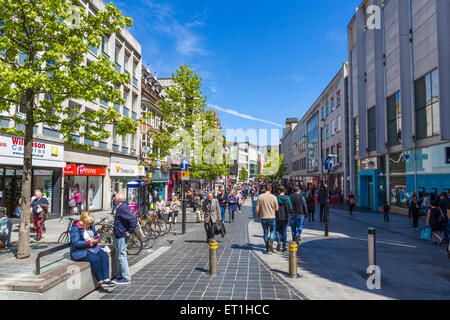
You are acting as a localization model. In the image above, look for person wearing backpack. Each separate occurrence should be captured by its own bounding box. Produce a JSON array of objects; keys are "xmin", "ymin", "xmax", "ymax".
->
[
  {"xmin": 289, "ymin": 187, "xmax": 307, "ymax": 244},
  {"xmin": 275, "ymin": 186, "xmax": 293, "ymax": 252},
  {"xmin": 425, "ymin": 200, "xmax": 446, "ymax": 245}
]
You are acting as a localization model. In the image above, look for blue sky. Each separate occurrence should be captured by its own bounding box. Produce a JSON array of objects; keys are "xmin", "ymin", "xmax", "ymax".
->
[{"xmin": 114, "ymin": 0, "xmax": 362, "ymax": 145}]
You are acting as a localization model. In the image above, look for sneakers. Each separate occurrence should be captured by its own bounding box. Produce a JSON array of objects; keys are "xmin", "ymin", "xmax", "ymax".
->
[
  {"xmin": 276, "ymin": 242, "xmax": 281, "ymax": 252},
  {"xmin": 268, "ymin": 241, "xmax": 274, "ymax": 253},
  {"xmin": 111, "ymin": 278, "xmax": 131, "ymax": 285},
  {"xmin": 101, "ymin": 281, "xmax": 116, "ymax": 288}
]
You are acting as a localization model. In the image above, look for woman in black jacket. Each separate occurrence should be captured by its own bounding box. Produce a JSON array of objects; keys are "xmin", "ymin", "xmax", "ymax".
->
[
  {"xmin": 306, "ymin": 191, "xmax": 316, "ymax": 221},
  {"xmin": 409, "ymin": 196, "xmax": 421, "ymax": 231}
]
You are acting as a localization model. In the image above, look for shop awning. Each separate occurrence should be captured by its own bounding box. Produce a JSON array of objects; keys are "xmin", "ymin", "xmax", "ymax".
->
[{"xmin": 0, "ymin": 156, "xmax": 66, "ymax": 168}]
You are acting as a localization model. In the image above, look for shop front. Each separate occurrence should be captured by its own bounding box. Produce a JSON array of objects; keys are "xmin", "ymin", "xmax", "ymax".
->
[
  {"xmin": 110, "ymin": 162, "xmax": 146, "ymax": 196},
  {"xmin": 149, "ymin": 169, "xmax": 170, "ymax": 201},
  {"xmin": 63, "ymin": 164, "xmax": 106, "ymax": 214},
  {"xmin": 0, "ymin": 135, "xmax": 65, "ymax": 217},
  {"xmin": 358, "ymin": 156, "xmax": 386, "ymax": 212}
]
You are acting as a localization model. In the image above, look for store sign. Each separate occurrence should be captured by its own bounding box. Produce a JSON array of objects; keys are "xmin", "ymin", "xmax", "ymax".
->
[
  {"xmin": 110, "ymin": 163, "xmax": 144, "ymax": 177},
  {"xmin": 64, "ymin": 164, "xmax": 106, "ymax": 176},
  {"xmin": 0, "ymin": 135, "xmax": 64, "ymax": 162}
]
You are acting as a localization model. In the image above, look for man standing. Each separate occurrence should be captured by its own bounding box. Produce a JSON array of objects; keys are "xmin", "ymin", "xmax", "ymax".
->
[
  {"xmin": 290, "ymin": 187, "xmax": 308, "ymax": 244},
  {"xmin": 30, "ymin": 190, "xmax": 49, "ymax": 241},
  {"xmin": 275, "ymin": 186, "xmax": 292, "ymax": 252},
  {"xmin": 203, "ymin": 192, "xmax": 221, "ymax": 242},
  {"xmin": 256, "ymin": 184, "xmax": 279, "ymax": 254},
  {"xmin": 217, "ymin": 189, "xmax": 228, "ymax": 222},
  {"xmin": 112, "ymin": 193, "xmax": 137, "ymax": 285},
  {"xmin": 318, "ymin": 184, "xmax": 328, "ymax": 223}
]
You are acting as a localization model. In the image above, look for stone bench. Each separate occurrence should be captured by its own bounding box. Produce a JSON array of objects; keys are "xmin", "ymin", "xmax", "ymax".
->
[{"xmin": 0, "ymin": 244, "xmax": 117, "ymax": 300}]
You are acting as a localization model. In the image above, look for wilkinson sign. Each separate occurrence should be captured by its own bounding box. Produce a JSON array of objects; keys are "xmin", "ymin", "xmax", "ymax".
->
[{"xmin": 0, "ymin": 135, "xmax": 64, "ymax": 162}]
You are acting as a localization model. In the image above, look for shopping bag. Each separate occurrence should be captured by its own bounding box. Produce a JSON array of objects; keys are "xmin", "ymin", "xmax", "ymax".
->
[{"xmin": 420, "ymin": 227, "xmax": 432, "ymax": 241}]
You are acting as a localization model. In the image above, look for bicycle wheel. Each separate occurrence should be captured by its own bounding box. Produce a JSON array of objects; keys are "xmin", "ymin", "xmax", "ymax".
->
[
  {"xmin": 158, "ymin": 220, "xmax": 169, "ymax": 235},
  {"xmin": 143, "ymin": 226, "xmax": 157, "ymax": 249},
  {"xmin": 127, "ymin": 233, "xmax": 143, "ymax": 255},
  {"xmin": 57, "ymin": 232, "xmax": 69, "ymax": 243},
  {"xmin": 150, "ymin": 221, "xmax": 162, "ymax": 237}
]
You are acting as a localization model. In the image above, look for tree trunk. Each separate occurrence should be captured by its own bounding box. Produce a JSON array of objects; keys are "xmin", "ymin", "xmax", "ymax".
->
[{"xmin": 17, "ymin": 90, "xmax": 34, "ymax": 259}]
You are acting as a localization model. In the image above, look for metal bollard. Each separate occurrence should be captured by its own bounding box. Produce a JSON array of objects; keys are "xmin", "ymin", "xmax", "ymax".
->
[
  {"xmin": 209, "ymin": 241, "xmax": 218, "ymax": 276},
  {"xmin": 182, "ymin": 199, "xmax": 187, "ymax": 235},
  {"xmin": 368, "ymin": 227, "xmax": 376, "ymax": 275},
  {"xmin": 324, "ymin": 200, "xmax": 330, "ymax": 237},
  {"xmin": 288, "ymin": 242, "xmax": 298, "ymax": 278}
]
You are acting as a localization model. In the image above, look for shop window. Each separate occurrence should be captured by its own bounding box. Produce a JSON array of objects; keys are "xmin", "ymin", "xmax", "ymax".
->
[
  {"xmin": 387, "ymin": 91, "xmax": 402, "ymax": 146},
  {"xmin": 415, "ymin": 69, "xmax": 440, "ymax": 139},
  {"xmin": 367, "ymin": 107, "xmax": 376, "ymax": 152}
]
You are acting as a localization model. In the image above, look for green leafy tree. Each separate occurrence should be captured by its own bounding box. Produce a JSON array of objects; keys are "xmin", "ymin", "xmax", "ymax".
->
[
  {"xmin": 238, "ymin": 167, "xmax": 249, "ymax": 182},
  {"xmin": 0, "ymin": 0, "xmax": 137, "ymax": 259}
]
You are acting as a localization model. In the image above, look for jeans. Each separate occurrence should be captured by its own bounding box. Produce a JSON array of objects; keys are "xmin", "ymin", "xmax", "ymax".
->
[
  {"xmin": 228, "ymin": 210, "xmax": 235, "ymax": 222},
  {"xmin": 275, "ymin": 220, "xmax": 288, "ymax": 249},
  {"xmin": 84, "ymin": 250, "xmax": 110, "ymax": 282},
  {"xmin": 290, "ymin": 215, "xmax": 305, "ymax": 240},
  {"xmin": 115, "ymin": 236, "xmax": 131, "ymax": 281},
  {"xmin": 319, "ymin": 204, "xmax": 325, "ymax": 222},
  {"xmin": 261, "ymin": 219, "xmax": 276, "ymax": 249},
  {"xmin": 384, "ymin": 212, "xmax": 390, "ymax": 222},
  {"xmin": 220, "ymin": 206, "xmax": 226, "ymax": 222}
]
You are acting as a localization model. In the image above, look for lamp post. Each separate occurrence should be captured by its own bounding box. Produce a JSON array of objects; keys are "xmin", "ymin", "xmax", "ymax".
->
[{"xmin": 325, "ymin": 154, "xmax": 338, "ymax": 237}]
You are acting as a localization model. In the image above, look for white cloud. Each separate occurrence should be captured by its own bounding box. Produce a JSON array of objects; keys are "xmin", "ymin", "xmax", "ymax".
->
[
  {"xmin": 210, "ymin": 86, "xmax": 218, "ymax": 93},
  {"xmin": 144, "ymin": 1, "xmax": 208, "ymax": 57},
  {"xmin": 290, "ymin": 74, "xmax": 305, "ymax": 83},
  {"xmin": 209, "ymin": 104, "xmax": 284, "ymax": 128}
]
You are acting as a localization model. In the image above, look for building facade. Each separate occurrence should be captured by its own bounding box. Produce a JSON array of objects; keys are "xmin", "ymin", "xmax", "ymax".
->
[
  {"xmin": 281, "ymin": 64, "xmax": 349, "ymax": 197},
  {"xmin": 0, "ymin": 0, "xmax": 143, "ymax": 217},
  {"xmin": 348, "ymin": 0, "xmax": 450, "ymax": 213}
]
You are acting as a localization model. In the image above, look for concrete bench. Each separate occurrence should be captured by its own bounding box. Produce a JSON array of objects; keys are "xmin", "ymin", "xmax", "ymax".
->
[{"xmin": 0, "ymin": 244, "xmax": 117, "ymax": 300}]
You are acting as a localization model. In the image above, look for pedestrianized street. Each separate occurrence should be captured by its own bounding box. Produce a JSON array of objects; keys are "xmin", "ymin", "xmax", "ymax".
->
[{"xmin": 80, "ymin": 199, "xmax": 450, "ymax": 301}]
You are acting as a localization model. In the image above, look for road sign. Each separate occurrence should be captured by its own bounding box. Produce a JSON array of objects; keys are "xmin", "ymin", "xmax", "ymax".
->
[
  {"xmin": 180, "ymin": 159, "xmax": 189, "ymax": 171},
  {"xmin": 325, "ymin": 157, "xmax": 334, "ymax": 171},
  {"xmin": 181, "ymin": 170, "xmax": 190, "ymax": 181}
]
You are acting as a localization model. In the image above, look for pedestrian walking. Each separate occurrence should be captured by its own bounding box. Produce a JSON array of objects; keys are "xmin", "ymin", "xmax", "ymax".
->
[
  {"xmin": 236, "ymin": 190, "xmax": 242, "ymax": 213},
  {"xmin": 217, "ymin": 189, "xmax": 228, "ymax": 222},
  {"xmin": 318, "ymin": 184, "xmax": 327, "ymax": 223},
  {"xmin": 422, "ymin": 193, "xmax": 431, "ymax": 212},
  {"xmin": 382, "ymin": 202, "xmax": 391, "ymax": 222},
  {"xmin": 289, "ymin": 187, "xmax": 307, "ymax": 244},
  {"xmin": 446, "ymin": 202, "xmax": 450, "ymax": 258},
  {"xmin": 438, "ymin": 193, "xmax": 449, "ymax": 245},
  {"xmin": 111, "ymin": 192, "xmax": 117, "ymax": 215},
  {"xmin": 275, "ymin": 186, "xmax": 292, "ymax": 252},
  {"xmin": 71, "ymin": 189, "xmax": 83, "ymax": 215},
  {"xmin": 193, "ymin": 196, "xmax": 204, "ymax": 223},
  {"xmin": 202, "ymin": 192, "xmax": 221, "ymax": 242},
  {"xmin": 170, "ymin": 196, "xmax": 181, "ymax": 224},
  {"xmin": 256, "ymin": 184, "xmax": 278, "ymax": 254},
  {"xmin": 227, "ymin": 191, "xmax": 238, "ymax": 223},
  {"xmin": 30, "ymin": 190, "xmax": 49, "ymax": 242},
  {"xmin": 409, "ymin": 196, "xmax": 420, "ymax": 230},
  {"xmin": 0, "ymin": 208, "xmax": 12, "ymax": 249},
  {"xmin": 347, "ymin": 191, "xmax": 356, "ymax": 216},
  {"xmin": 112, "ymin": 193, "xmax": 137, "ymax": 285},
  {"xmin": 69, "ymin": 212, "xmax": 115, "ymax": 288},
  {"xmin": 425, "ymin": 201, "xmax": 446, "ymax": 245},
  {"xmin": 306, "ymin": 191, "xmax": 316, "ymax": 221}
]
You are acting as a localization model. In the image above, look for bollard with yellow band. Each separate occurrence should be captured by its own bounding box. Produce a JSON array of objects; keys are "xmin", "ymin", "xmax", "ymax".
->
[
  {"xmin": 288, "ymin": 242, "xmax": 298, "ymax": 278},
  {"xmin": 209, "ymin": 241, "xmax": 218, "ymax": 276}
]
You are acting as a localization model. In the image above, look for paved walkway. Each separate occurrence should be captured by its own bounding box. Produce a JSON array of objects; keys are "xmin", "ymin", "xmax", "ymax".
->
[
  {"xmin": 249, "ymin": 200, "xmax": 450, "ymax": 300},
  {"xmin": 100, "ymin": 200, "xmax": 304, "ymax": 300}
]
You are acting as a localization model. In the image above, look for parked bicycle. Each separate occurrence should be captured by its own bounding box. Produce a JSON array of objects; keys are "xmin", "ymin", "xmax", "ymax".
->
[
  {"xmin": 57, "ymin": 217, "xmax": 78, "ymax": 243},
  {"xmin": 95, "ymin": 217, "xmax": 144, "ymax": 255}
]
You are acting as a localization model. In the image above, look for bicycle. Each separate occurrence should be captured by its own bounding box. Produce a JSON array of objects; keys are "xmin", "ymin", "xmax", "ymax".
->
[
  {"xmin": 96, "ymin": 216, "xmax": 144, "ymax": 255},
  {"xmin": 57, "ymin": 217, "xmax": 78, "ymax": 243}
]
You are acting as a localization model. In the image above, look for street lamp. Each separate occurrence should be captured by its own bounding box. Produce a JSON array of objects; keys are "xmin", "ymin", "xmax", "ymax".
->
[{"xmin": 324, "ymin": 154, "xmax": 338, "ymax": 237}]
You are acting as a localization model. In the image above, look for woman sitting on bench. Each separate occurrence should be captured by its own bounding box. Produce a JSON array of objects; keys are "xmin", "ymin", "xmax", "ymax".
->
[{"xmin": 70, "ymin": 212, "xmax": 115, "ymax": 288}]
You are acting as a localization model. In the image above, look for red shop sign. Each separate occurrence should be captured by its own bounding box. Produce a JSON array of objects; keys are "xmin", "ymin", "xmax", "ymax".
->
[{"xmin": 64, "ymin": 164, "xmax": 106, "ymax": 176}]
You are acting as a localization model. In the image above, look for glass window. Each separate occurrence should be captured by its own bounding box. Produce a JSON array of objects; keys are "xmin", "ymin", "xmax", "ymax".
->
[
  {"xmin": 367, "ymin": 107, "xmax": 376, "ymax": 151},
  {"xmin": 415, "ymin": 69, "xmax": 440, "ymax": 139},
  {"xmin": 87, "ymin": 176, "xmax": 103, "ymax": 210},
  {"xmin": 326, "ymin": 124, "xmax": 329, "ymax": 138},
  {"xmin": 387, "ymin": 91, "xmax": 402, "ymax": 146},
  {"xmin": 307, "ymin": 114, "xmax": 319, "ymax": 172}
]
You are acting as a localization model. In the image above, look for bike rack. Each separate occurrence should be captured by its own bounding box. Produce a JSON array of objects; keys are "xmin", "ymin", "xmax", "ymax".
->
[{"xmin": 35, "ymin": 243, "xmax": 70, "ymax": 275}]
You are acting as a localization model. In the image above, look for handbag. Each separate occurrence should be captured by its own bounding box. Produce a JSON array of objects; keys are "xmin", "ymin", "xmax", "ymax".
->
[
  {"xmin": 69, "ymin": 199, "xmax": 76, "ymax": 207},
  {"xmin": 214, "ymin": 221, "xmax": 226, "ymax": 237},
  {"xmin": 420, "ymin": 227, "xmax": 432, "ymax": 241}
]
